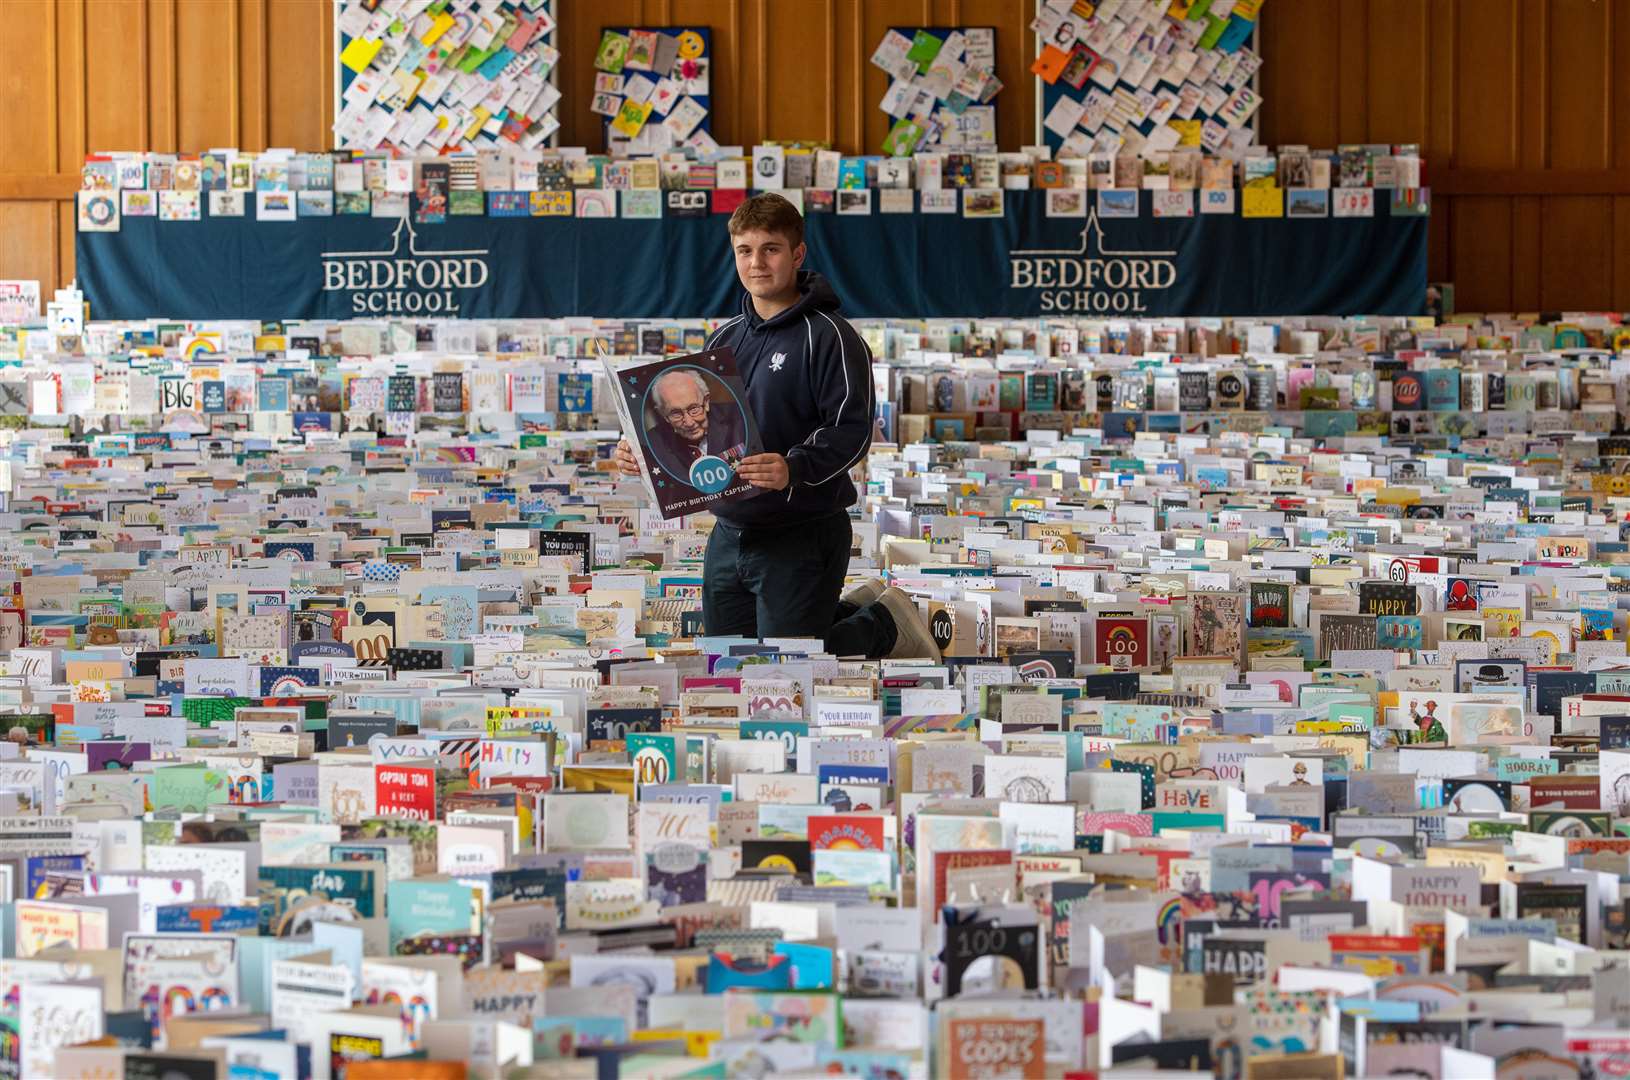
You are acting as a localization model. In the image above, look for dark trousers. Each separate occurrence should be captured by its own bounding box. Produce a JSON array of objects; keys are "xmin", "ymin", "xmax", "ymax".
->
[{"xmin": 703, "ymin": 511, "xmax": 895, "ymax": 658}]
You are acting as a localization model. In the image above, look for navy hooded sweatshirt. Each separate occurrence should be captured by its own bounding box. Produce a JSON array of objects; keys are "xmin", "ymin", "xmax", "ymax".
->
[{"xmin": 706, "ymin": 269, "xmax": 875, "ymax": 528}]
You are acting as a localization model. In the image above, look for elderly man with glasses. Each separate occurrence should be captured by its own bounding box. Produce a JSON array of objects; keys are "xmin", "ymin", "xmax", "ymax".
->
[{"xmin": 645, "ymin": 368, "xmax": 747, "ymax": 479}]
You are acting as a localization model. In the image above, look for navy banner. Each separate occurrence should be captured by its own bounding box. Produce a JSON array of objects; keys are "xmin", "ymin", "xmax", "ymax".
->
[{"xmin": 76, "ymin": 191, "xmax": 1426, "ymax": 321}]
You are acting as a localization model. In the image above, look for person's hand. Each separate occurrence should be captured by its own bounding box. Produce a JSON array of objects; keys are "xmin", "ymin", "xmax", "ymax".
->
[
  {"xmin": 735, "ymin": 453, "xmax": 790, "ymax": 491},
  {"xmin": 613, "ymin": 439, "xmax": 641, "ymax": 476}
]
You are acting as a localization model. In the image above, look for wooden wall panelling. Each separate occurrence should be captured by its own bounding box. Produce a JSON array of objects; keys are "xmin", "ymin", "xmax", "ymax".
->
[
  {"xmin": 51, "ymin": 0, "xmax": 87, "ymax": 292},
  {"xmin": 174, "ymin": 0, "xmax": 236, "ymax": 151},
  {"xmin": 0, "ymin": 0, "xmax": 59, "ymax": 289},
  {"xmin": 58, "ymin": 0, "xmax": 87, "ymax": 176},
  {"xmin": 704, "ymin": 0, "xmax": 743, "ymax": 147},
  {"xmin": 829, "ymin": 0, "xmax": 846, "ymax": 144},
  {"xmin": 1453, "ymin": 0, "xmax": 1519, "ymax": 171},
  {"xmin": 1335, "ymin": 0, "xmax": 1368, "ymax": 140},
  {"xmin": 4, "ymin": 0, "xmax": 1630, "ymax": 309},
  {"xmin": 1540, "ymin": 196, "xmax": 1612, "ymax": 310},
  {"xmin": 548, "ymin": 0, "xmax": 579, "ymax": 146},
  {"xmin": 1517, "ymin": 0, "xmax": 1546, "ymax": 171},
  {"xmin": 239, "ymin": 0, "xmax": 268, "ymax": 151},
  {"xmin": 832, "ymin": 0, "xmax": 862, "ymax": 153},
  {"xmin": 267, "ymin": 0, "xmax": 335, "ymax": 149},
  {"xmin": 760, "ymin": 0, "xmax": 831, "ymax": 143},
  {"xmin": 1365, "ymin": 0, "xmax": 1428, "ymax": 146},
  {"xmin": 736, "ymin": 0, "xmax": 762, "ymax": 149},
  {"xmin": 3, "ymin": 0, "xmax": 57, "ymax": 175},
  {"xmin": 1512, "ymin": 194, "xmax": 1538, "ymax": 311},
  {"xmin": 148, "ymin": 0, "xmax": 178, "ymax": 153},
  {"xmin": 1426, "ymin": 198, "xmax": 1449, "ymax": 285},
  {"xmin": 1426, "ymin": 0, "xmax": 1456, "ymax": 166},
  {"xmin": 1614, "ymin": 198, "xmax": 1630, "ymax": 310},
  {"xmin": 1618, "ymin": 0, "xmax": 1630, "ymax": 179},
  {"xmin": 1546, "ymin": 0, "xmax": 1609, "ymax": 169},
  {"xmin": 0, "ymin": 205, "xmax": 57, "ymax": 301},
  {"xmin": 549, "ymin": 0, "xmax": 576, "ymax": 146},
  {"xmin": 1454, "ymin": 196, "xmax": 1513, "ymax": 311},
  {"xmin": 1257, "ymin": 0, "xmax": 1342, "ymax": 150},
  {"xmin": 56, "ymin": 202, "xmax": 74, "ymax": 303},
  {"xmin": 84, "ymin": 0, "xmax": 145, "ymax": 153}
]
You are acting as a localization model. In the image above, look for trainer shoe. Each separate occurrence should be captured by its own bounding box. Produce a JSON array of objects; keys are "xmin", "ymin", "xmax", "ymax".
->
[
  {"xmin": 841, "ymin": 577, "xmax": 887, "ymax": 609},
  {"xmin": 876, "ymin": 587, "xmax": 943, "ymax": 662}
]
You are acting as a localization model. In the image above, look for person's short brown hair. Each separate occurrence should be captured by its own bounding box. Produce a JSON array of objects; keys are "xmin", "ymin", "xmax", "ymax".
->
[{"xmin": 727, "ymin": 192, "xmax": 804, "ymax": 249}]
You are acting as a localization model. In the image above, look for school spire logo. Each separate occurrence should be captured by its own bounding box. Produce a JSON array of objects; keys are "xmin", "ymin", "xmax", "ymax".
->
[
  {"xmin": 1008, "ymin": 208, "xmax": 1178, "ymax": 314},
  {"xmin": 320, "ymin": 216, "xmax": 491, "ymax": 315}
]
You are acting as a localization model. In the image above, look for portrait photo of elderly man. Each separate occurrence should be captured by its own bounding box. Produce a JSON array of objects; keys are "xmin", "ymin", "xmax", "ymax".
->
[{"xmin": 642, "ymin": 366, "xmax": 748, "ymax": 480}]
